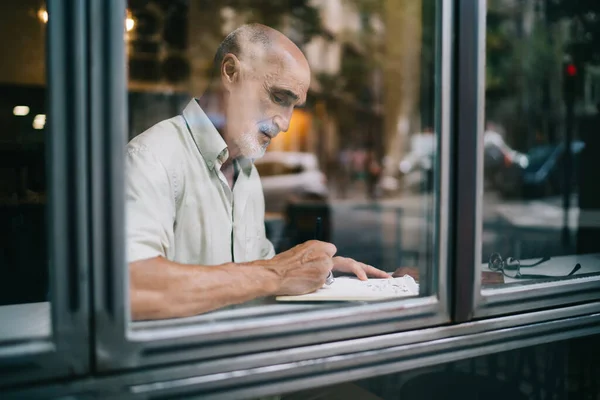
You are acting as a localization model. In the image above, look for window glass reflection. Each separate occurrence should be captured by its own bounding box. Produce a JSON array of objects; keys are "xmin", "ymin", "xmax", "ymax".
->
[
  {"xmin": 263, "ymin": 335, "xmax": 598, "ymax": 399},
  {"xmin": 0, "ymin": 0, "xmax": 51, "ymax": 341},
  {"xmin": 482, "ymin": 0, "xmax": 600, "ymax": 289},
  {"xmin": 126, "ymin": 0, "xmax": 439, "ymax": 321}
]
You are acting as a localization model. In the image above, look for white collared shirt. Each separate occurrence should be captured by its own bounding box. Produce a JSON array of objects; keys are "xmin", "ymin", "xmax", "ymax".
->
[{"xmin": 126, "ymin": 99, "xmax": 275, "ymax": 265}]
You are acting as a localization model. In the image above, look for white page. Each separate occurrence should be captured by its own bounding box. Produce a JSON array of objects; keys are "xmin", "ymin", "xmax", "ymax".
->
[{"xmin": 276, "ymin": 275, "xmax": 419, "ymax": 302}]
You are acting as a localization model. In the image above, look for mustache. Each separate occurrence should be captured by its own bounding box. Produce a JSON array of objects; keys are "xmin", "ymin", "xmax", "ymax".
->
[{"xmin": 258, "ymin": 122, "xmax": 279, "ymax": 137}]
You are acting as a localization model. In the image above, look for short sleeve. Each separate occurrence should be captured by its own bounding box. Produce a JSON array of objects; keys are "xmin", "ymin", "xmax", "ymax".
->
[
  {"xmin": 261, "ymin": 237, "xmax": 276, "ymax": 260},
  {"xmin": 126, "ymin": 146, "xmax": 176, "ymax": 263}
]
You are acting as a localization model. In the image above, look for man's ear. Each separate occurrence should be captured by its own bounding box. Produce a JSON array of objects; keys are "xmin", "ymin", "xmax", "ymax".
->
[{"xmin": 221, "ymin": 54, "xmax": 240, "ymax": 89}]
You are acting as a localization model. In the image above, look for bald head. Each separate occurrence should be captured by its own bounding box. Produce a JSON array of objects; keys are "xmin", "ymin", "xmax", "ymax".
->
[
  {"xmin": 211, "ymin": 24, "xmax": 309, "ymax": 81},
  {"xmin": 209, "ymin": 24, "xmax": 311, "ymax": 160}
]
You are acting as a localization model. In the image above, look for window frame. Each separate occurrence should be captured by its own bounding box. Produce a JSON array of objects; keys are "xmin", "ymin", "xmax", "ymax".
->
[
  {"xmin": 6, "ymin": 301, "xmax": 600, "ymax": 399},
  {"xmin": 91, "ymin": 0, "xmax": 454, "ymax": 371},
  {"xmin": 0, "ymin": 0, "xmax": 91, "ymax": 388},
  {"xmin": 453, "ymin": 0, "xmax": 600, "ymax": 322},
  {"xmin": 3, "ymin": 0, "xmax": 600, "ymax": 397}
]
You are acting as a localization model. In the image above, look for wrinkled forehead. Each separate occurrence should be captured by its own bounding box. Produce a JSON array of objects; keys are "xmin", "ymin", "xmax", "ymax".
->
[{"xmin": 243, "ymin": 43, "xmax": 310, "ymax": 99}]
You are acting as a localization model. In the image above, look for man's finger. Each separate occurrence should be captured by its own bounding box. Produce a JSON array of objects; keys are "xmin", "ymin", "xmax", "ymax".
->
[
  {"xmin": 322, "ymin": 242, "xmax": 337, "ymax": 257},
  {"xmin": 363, "ymin": 264, "xmax": 391, "ymax": 278},
  {"xmin": 352, "ymin": 262, "xmax": 368, "ymax": 281},
  {"xmin": 308, "ymin": 240, "xmax": 337, "ymax": 257}
]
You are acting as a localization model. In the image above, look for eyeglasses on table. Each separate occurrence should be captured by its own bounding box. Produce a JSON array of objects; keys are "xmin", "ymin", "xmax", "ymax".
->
[{"xmin": 488, "ymin": 253, "xmax": 581, "ymax": 280}]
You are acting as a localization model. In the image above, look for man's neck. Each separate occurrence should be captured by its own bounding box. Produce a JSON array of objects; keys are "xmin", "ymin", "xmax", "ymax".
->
[
  {"xmin": 197, "ymin": 85, "xmax": 218, "ymax": 111},
  {"xmin": 221, "ymin": 158, "xmax": 239, "ymax": 190},
  {"xmin": 221, "ymin": 157, "xmax": 234, "ymax": 170}
]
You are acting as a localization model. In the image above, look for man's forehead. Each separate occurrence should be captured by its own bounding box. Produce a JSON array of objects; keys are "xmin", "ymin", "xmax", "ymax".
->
[
  {"xmin": 267, "ymin": 74, "xmax": 308, "ymax": 102},
  {"xmin": 238, "ymin": 39, "xmax": 310, "ymax": 101},
  {"xmin": 264, "ymin": 57, "xmax": 309, "ymax": 93}
]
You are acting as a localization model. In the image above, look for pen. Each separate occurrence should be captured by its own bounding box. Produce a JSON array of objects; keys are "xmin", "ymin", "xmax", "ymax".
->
[{"xmin": 315, "ymin": 217, "xmax": 335, "ymax": 285}]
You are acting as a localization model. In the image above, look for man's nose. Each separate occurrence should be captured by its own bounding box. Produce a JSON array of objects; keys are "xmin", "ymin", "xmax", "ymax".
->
[{"xmin": 273, "ymin": 109, "xmax": 293, "ymax": 133}]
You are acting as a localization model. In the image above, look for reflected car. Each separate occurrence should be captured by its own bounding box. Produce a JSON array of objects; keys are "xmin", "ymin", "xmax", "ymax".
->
[
  {"xmin": 498, "ymin": 141, "xmax": 584, "ymax": 198},
  {"xmin": 254, "ymin": 151, "xmax": 329, "ymax": 214}
]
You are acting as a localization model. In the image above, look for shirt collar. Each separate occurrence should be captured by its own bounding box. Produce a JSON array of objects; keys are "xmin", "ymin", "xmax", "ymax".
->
[{"xmin": 182, "ymin": 99, "xmax": 253, "ymax": 175}]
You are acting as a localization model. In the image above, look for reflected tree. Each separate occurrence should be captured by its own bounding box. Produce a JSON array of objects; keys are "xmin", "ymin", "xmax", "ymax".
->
[
  {"xmin": 486, "ymin": 0, "xmax": 566, "ymax": 148},
  {"xmin": 485, "ymin": 0, "xmax": 600, "ymax": 149},
  {"xmin": 547, "ymin": 0, "xmax": 600, "ymax": 65},
  {"xmin": 129, "ymin": 0, "xmax": 322, "ymax": 90},
  {"xmin": 381, "ymin": 0, "xmax": 423, "ymax": 191},
  {"xmin": 341, "ymin": 0, "xmax": 429, "ymax": 193}
]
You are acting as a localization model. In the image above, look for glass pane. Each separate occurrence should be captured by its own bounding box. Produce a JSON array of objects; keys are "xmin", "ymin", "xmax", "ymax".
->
[
  {"xmin": 125, "ymin": 0, "xmax": 440, "ymax": 323},
  {"xmin": 0, "ymin": 0, "xmax": 51, "ymax": 341},
  {"xmin": 481, "ymin": 1, "xmax": 600, "ymax": 290}
]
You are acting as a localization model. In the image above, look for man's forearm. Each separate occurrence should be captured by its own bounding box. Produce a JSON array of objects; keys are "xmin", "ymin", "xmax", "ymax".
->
[{"xmin": 129, "ymin": 257, "xmax": 280, "ymax": 320}]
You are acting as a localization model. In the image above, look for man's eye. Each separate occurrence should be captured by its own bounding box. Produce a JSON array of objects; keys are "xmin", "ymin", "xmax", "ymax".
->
[{"xmin": 272, "ymin": 94, "xmax": 288, "ymax": 106}]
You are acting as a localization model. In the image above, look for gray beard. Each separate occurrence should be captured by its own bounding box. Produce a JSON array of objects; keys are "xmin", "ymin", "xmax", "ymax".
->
[{"xmin": 237, "ymin": 132, "xmax": 268, "ymax": 159}]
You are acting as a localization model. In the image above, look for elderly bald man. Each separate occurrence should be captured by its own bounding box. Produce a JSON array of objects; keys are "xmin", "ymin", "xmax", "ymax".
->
[{"xmin": 127, "ymin": 24, "xmax": 388, "ymax": 320}]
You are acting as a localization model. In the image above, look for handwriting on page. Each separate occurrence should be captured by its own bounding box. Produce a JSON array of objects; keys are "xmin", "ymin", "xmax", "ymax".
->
[
  {"xmin": 364, "ymin": 278, "xmax": 417, "ymax": 295},
  {"xmin": 276, "ymin": 275, "xmax": 419, "ymax": 302}
]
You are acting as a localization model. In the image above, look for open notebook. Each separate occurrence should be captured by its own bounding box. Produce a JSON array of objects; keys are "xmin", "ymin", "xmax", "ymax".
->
[{"xmin": 276, "ymin": 275, "xmax": 419, "ymax": 302}]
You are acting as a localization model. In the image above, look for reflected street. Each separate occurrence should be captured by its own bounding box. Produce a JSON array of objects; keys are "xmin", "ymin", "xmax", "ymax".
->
[{"xmin": 267, "ymin": 187, "xmax": 580, "ymax": 272}]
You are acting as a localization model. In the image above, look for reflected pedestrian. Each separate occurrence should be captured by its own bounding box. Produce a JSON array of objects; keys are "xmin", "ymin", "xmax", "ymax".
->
[
  {"xmin": 338, "ymin": 147, "xmax": 352, "ymax": 198},
  {"xmin": 365, "ymin": 149, "xmax": 382, "ymax": 200}
]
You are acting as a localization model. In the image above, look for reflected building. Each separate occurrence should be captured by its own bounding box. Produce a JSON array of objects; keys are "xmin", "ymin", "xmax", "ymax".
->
[{"xmin": 124, "ymin": 0, "xmax": 432, "ymax": 193}]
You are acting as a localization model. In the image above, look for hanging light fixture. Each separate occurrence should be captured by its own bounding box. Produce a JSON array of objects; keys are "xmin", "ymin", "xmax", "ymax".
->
[
  {"xmin": 126, "ymin": 9, "xmax": 135, "ymax": 32},
  {"xmin": 38, "ymin": 7, "xmax": 48, "ymax": 23}
]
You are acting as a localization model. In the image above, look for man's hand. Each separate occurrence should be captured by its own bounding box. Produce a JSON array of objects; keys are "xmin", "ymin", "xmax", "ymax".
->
[
  {"xmin": 260, "ymin": 240, "xmax": 337, "ymax": 295},
  {"xmin": 129, "ymin": 242, "xmax": 390, "ymax": 320},
  {"xmin": 332, "ymin": 256, "xmax": 390, "ymax": 281}
]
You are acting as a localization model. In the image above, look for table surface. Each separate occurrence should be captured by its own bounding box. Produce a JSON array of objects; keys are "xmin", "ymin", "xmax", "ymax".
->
[{"xmin": 481, "ymin": 253, "xmax": 600, "ymax": 283}]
